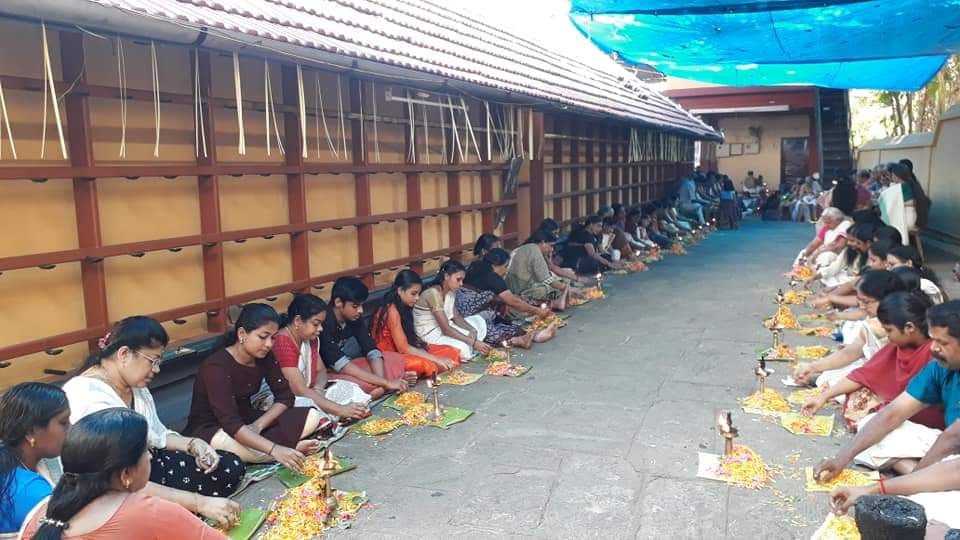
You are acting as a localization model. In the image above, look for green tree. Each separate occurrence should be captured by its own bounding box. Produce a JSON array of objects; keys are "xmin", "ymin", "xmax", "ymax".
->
[{"xmin": 871, "ymin": 56, "xmax": 960, "ymax": 137}]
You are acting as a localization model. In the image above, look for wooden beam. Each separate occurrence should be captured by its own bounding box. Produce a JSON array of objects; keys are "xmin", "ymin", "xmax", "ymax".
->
[
  {"xmin": 193, "ymin": 50, "xmax": 227, "ymax": 333},
  {"xmin": 446, "ymin": 170, "xmax": 462, "ymax": 260},
  {"xmin": 584, "ymin": 125, "xmax": 596, "ymax": 214},
  {"xmin": 569, "ymin": 122, "xmax": 581, "ymax": 219},
  {"xmin": 281, "ymin": 65, "xmax": 310, "ymax": 293},
  {"xmin": 59, "ymin": 30, "xmax": 109, "ymax": 352},
  {"xmin": 401, "ymin": 96, "xmax": 424, "ymax": 275},
  {"xmin": 597, "ymin": 126, "xmax": 608, "ymax": 212},
  {"xmin": 551, "ymin": 116, "xmax": 564, "ymax": 220},
  {"xmin": 607, "ymin": 127, "xmax": 619, "ymax": 208},
  {"xmin": 527, "ymin": 111, "xmax": 545, "ymax": 233},
  {"xmin": 350, "ymin": 78, "xmax": 374, "ymax": 288}
]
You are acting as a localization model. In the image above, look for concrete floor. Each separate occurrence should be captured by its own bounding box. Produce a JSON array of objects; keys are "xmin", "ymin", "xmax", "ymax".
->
[{"xmin": 237, "ymin": 219, "xmax": 960, "ymax": 539}]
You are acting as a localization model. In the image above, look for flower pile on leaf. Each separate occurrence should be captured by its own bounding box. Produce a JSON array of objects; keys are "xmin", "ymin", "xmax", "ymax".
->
[
  {"xmin": 714, "ymin": 445, "xmax": 773, "ymax": 490},
  {"xmin": 800, "ymin": 326, "xmax": 834, "ymax": 338},
  {"xmin": 525, "ymin": 313, "xmax": 565, "ymax": 331},
  {"xmin": 796, "ymin": 345, "xmax": 831, "ymax": 359},
  {"xmin": 484, "ymin": 361, "xmax": 529, "ymax": 377},
  {"xmin": 764, "ymin": 305, "xmax": 800, "ymax": 329},
  {"xmin": 400, "ymin": 403, "xmax": 440, "ymax": 427},
  {"xmin": 788, "ymin": 266, "xmax": 815, "ymax": 281},
  {"xmin": 816, "ymin": 514, "xmax": 861, "ymax": 539},
  {"xmin": 739, "ymin": 388, "xmax": 792, "ymax": 413},
  {"xmin": 583, "ymin": 287, "xmax": 605, "ymax": 300},
  {"xmin": 261, "ymin": 479, "xmax": 367, "ymax": 540},
  {"xmin": 393, "ymin": 391, "xmax": 426, "ymax": 409},
  {"xmin": 783, "ymin": 289, "xmax": 812, "ymax": 304},
  {"xmin": 353, "ymin": 417, "xmax": 401, "ymax": 436}
]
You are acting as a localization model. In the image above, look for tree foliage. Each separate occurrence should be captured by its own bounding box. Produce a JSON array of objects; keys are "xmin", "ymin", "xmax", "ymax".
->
[{"xmin": 875, "ymin": 56, "xmax": 960, "ymax": 136}]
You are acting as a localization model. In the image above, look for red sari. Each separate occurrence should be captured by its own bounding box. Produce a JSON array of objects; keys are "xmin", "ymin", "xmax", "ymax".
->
[
  {"xmin": 372, "ymin": 305, "xmax": 461, "ymax": 377},
  {"xmin": 846, "ymin": 341, "xmax": 944, "ymax": 429}
]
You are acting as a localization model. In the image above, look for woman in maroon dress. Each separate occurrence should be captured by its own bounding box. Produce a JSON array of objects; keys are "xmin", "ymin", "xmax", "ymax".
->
[{"xmin": 185, "ymin": 304, "xmax": 321, "ymax": 473}]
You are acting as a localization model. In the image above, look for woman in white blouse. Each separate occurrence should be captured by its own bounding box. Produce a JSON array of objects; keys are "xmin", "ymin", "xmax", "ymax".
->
[{"xmin": 63, "ymin": 316, "xmax": 242, "ymax": 529}]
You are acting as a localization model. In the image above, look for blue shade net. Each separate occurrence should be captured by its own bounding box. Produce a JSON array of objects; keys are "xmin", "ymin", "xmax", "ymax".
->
[{"xmin": 569, "ymin": 0, "xmax": 960, "ymax": 90}]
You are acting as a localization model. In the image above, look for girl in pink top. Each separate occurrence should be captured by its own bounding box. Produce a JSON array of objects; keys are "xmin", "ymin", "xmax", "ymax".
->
[{"xmin": 21, "ymin": 409, "xmax": 226, "ymax": 540}]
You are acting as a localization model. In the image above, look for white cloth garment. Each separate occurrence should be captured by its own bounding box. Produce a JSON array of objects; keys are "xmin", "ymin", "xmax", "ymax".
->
[
  {"xmin": 921, "ymin": 278, "xmax": 945, "ymax": 305},
  {"xmin": 63, "ymin": 376, "xmax": 178, "ymax": 449},
  {"xmin": 818, "ymin": 319, "xmax": 887, "ymax": 402},
  {"xmin": 420, "ymin": 314, "xmax": 488, "ymax": 360},
  {"xmin": 879, "ymin": 183, "xmax": 910, "ymax": 245},
  {"xmin": 904, "ymin": 456, "xmax": 960, "ymax": 528},
  {"xmin": 254, "ymin": 337, "xmax": 371, "ymax": 415},
  {"xmin": 853, "ymin": 413, "xmax": 942, "ymax": 470}
]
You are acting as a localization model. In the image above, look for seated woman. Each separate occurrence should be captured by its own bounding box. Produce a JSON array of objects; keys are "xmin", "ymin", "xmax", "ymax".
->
[
  {"xmin": 811, "ymin": 240, "xmax": 892, "ymax": 313},
  {"xmin": 472, "ymin": 233, "xmax": 501, "ymax": 259},
  {"xmin": 185, "ymin": 304, "xmax": 322, "ymax": 472},
  {"xmin": 795, "ymin": 207, "xmax": 851, "ymax": 266},
  {"xmin": 318, "ymin": 277, "xmax": 413, "ymax": 398},
  {"xmin": 534, "ymin": 219, "xmax": 592, "ymax": 286},
  {"xmin": 65, "ymin": 317, "xmax": 243, "ymax": 527},
  {"xmin": 802, "ymin": 292, "xmax": 942, "ymax": 433},
  {"xmin": 664, "ymin": 196, "xmax": 694, "ymax": 233},
  {"xmin": 0, "ymin": 383, "xmax": 68, "ymax": 535},
  {"xmin": 22, "ymin": 408, "xmax": 227, "ymax": 539},
  {"xmin": 271, "ymin": 294, "xmax": 371, "ymax": 430},
  {"xmin": 371, "ymin": 270, "xmax": 462, "ymax": 378},
  {"xmin": 888, "ymin": 244, "xmax": 946, "ymax": 304},
  {"xmin": 718, "ymin": 178, "xmax": 740, "ymax": 229},
  {"xmin": 459, "ymin": 248, "xmax": 557, "ymax": 346},
  {"xmin": 414, "ymin": 260, "xmax": 492, "ymax": 361},
  {"xmin": 601, "ymin": 217, "xmax": 647, "ymax": 270},
  {"xmin": 640, "ymin": 211, "xmax": 674, "ymax": 249},
  {"xmin": 561, "ymin": 216, "xmax": 621, "ymax": 275},
  {"xmin": 623, "ymin": 209, "xmax": 658, "ymax": 253},
  {"xmin": 508, "ymin": 230, "xmax": 576, "ymax": 312},
  {"xmin": 812, "ymin": 222, "xmax": 873, "ymax": 288},
  {"xmin": 793, "ymin": 271, "xmax": 906, "ymax": 388}
]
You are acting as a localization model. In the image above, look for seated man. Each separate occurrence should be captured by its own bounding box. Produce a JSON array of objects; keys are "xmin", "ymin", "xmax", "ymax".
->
[
  {"xmin": 816, "ymin": 300, "xmax": 960, "ymax": 484},
  {"xmin": 676, "ymin": 176, "xmax": 708, "ymax": 224},
  {"xmin": 321, "ymin": 277, "xmax": 415, "ymax": 399}
]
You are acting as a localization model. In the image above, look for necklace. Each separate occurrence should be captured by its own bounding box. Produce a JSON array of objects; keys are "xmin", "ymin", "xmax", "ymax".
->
[
  {"xmin": 88, "ymin": 366, "xmax": 133, "ymax": 406},
  {"xmin": 284, "ymin": 326, "xmax": 302, "ymax": 349}
]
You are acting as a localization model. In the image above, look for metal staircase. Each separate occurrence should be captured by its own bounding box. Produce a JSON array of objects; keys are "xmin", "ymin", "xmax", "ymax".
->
[{"xmin": 817, "ymin": 88, "xmax": 854, "ymax": 177}]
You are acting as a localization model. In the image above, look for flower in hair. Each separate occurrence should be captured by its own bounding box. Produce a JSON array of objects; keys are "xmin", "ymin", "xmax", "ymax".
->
[
  {"xmin": 97, "ymin": 332, "xmax": 112, "ymax": 351},
  {"xmin": 38, "ymin": 517, "xmax": 69, "ymax": 530}
]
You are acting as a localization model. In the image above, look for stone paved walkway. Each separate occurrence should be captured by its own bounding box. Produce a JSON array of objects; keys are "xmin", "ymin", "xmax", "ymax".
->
[{"xmin": 237, "ymin": 220, "xmax": 957, "ymax": 539}]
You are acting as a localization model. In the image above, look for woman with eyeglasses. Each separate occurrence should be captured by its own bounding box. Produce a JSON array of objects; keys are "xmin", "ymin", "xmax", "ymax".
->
[{"xmin": 62, "ymin": 317, "xmax": 243, "ymax": 530}]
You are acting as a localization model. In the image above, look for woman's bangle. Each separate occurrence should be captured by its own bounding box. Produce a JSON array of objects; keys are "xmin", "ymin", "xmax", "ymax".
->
[
  {"xmin": 267, "ymin": 443, "xmax": 276, "ymax": 456},
  {"xmin": 878, "ymin": 477, "xmax": 887, "ymax": 495}
]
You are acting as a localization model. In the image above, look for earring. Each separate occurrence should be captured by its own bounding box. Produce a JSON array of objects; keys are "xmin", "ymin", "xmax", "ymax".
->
[
  {"xmin": 27, "ymin": 437, "xmax": 36, "ymax": 448},
  {"xmin": 123, "ymin": 478, "xmax": 131, "ymax": 490},
  {"xmin": 240, "ymin": 337, "xmax": 245, "ymax": 344}
]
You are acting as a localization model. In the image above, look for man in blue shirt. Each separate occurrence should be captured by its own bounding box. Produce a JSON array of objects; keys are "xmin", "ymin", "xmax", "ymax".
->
[
  {"xmin": 817, "ymin": 301, "xmax": 960, "ymax": 481},
  {"xmin": 821, "ymin": 300, "xmax": 960, "ymax": 533}
]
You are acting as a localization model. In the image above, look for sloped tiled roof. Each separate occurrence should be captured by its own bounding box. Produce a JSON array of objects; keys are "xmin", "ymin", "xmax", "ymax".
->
[{"xmin": 57, "ymin": 0, "xmax": 720, "ymax": 139}]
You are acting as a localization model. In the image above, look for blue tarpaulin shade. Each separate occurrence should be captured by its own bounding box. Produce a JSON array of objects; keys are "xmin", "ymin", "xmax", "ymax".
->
[{"xmin": 569, "ymin": 0, "xmax": 960, "ymax": 90}]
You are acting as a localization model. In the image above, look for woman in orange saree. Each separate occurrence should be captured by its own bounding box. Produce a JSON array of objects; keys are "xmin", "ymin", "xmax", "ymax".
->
[{"xmin": 371, "ymin": 270, "xmax": 463, "ymax": 379}]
